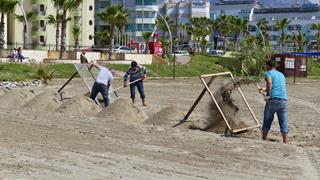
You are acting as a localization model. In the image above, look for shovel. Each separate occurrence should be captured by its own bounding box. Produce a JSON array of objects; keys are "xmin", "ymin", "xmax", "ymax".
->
[{"xmin": 108, "ymin": 78, "xmax": 143, "ymax": 94}]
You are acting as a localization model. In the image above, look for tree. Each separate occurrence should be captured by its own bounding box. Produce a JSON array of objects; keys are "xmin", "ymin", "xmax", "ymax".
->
[
  {"xmin": 229, "ymin": 16, "xmax": 248, "ymax": 51},
  {"xmin": 275, "ymin": 18, "xmax": 291, "ymax": 52},
  {"xmin": 97, "ymin": 5, "xmax": 128, "ymax": 55},
  {"xmin": 234, "ymin": 36, "xmax": 274, "ymax": 76},
  {"xmin": 15, "ymin": 12, "xmax": 37, "ymax": 49},
  {"xmin": 0, "ymin": 0, "xmax": 18, "ymax": 56},
  {"xmin": 47, "ymin": 12, "xmax": 62, "ymax": 50},
  {"xmin": 216, "ymin": 15, "xmax": 232, "ymax": 51},
  {"xmin": 256, "ymin": 18, "xmax": 270, "ymax": 45},
  {"xmin": 291, "ymin": 31, "xmax": 307, "ymax": 52},
  {"xmin": 311, "ymin": 23, "xmax": 320, "ymax": 51},
  {"xmin": 53, "ymin": 0, "xmax": 83, "ymax": 59},
  {"xmin": 72, "ymin": 24, "xmax": 81, "ymax": 49},
  {"xmin": 94, "ymin": 31, "xmax": 109, "ymax": 47},
  {"xmin": 156, "ymin": 15, "xmax": 175, "ymax": 40}
]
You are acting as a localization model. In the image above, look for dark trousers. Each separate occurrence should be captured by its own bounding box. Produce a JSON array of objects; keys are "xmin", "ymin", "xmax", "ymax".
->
[
  {"xmin": 90, "ymin": 82, "xmax": 109, "ymax": 107},
  {"xmin": 130, "ymin": 80, "xmax": 145, "ymax": 99}
]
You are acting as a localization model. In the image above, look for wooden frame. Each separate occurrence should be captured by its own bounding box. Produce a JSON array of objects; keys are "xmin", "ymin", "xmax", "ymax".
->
[{"xmin": 175, "ymin": 72, "xmax": 260, "ymax": 134}]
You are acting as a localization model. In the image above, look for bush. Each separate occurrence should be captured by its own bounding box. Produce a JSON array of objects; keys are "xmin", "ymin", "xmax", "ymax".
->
[{"xmin": 35, "ymin": 65, "xmax": 55, "ymax": 85}]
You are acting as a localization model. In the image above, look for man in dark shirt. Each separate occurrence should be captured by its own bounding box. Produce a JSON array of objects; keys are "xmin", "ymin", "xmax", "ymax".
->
[{"xmin": 123, "ymin": 61, "xmax": 147, "ymax": 106}]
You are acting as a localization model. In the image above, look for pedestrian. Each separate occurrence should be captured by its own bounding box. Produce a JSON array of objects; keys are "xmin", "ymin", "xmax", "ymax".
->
[
  {"xmin": 259, "ymin": 60, "xmax": 288, "ymax": 143},
  {"xmin": 123, "ymin": 61, "xmax": 147, "ymax": 106},
  {"xmin": 89, "ymin": 64, "xmax": 113, "ymax": 107},
  {"xmin": 80, "ymin": 51, "xmax": 88, "ymax": 63},
  {"xmin": 17, "ymin": 47, "xmax": 25, "ymax": 63}
]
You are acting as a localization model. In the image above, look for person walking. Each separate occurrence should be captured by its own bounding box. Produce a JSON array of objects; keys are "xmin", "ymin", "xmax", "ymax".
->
[
  {"xmin": 259, "ymin": 60, "xmax": 288, "ymax": 143},
  {"xmin": 123, "ymin": 61, "xmax": 147, "ymax": 106},
  {"xmin": 89, "ymin": 64, "xmax": 113, "ymax": 107}
]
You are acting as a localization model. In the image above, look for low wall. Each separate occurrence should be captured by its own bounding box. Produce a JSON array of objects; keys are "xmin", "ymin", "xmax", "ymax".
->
[
  {"xmin": 76, "ymin": 51, "xmax": 100, "ymax": 62},
  {"xmin": 43, "ymin": 59, "xmax": 80, "ymax": 64},
  {"xmin": 48, "ymin": 51, "xmax": 77, "ymax": 59},
  {"xmin": 124, "ymin": 54, "xmax": 153, "ymax": 65}
]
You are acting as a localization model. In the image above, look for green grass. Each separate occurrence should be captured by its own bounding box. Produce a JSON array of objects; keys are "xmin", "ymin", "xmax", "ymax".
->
[
  {"xmin": 106, "ymin": 55, "xmax": 228, "ymax": 78},
  {"xmin": 1, "ymin": 56, "xmax": 318, "ymax": 81},
  {"xmin": 308, "ymin": 58, "xmax": 320, "ymax": 77}
]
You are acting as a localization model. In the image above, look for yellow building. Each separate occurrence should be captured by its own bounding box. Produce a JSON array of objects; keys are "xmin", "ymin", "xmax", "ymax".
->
[{"xmin": 7, "ymin": 0, "xmax": 94, "ymax": 50}]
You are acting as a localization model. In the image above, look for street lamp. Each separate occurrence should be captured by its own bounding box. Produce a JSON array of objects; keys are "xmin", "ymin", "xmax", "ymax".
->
[{"xmin": 18, "ymin": 0, "xmax": 28, "ymax": 49}]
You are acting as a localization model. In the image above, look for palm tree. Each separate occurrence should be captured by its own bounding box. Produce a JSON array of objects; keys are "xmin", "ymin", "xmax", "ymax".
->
[
  {"xmin": 275, "ymin": 18, "xmax": 291, "ymax": 52},
  {"xmin": 156, "ymin": 15, "xmax": 175, "ymax": 39},
  {"xmin": 16, "ymin": 12, "xmax": 37, "ymax": 49},
  {"xmin": 72, "ymin": 25, "xmax": 81, "ymax": 49},
  {"xmin": 311, "ymin": 23, "xmax": 320, "ymax": 51},
  {"xmin": 292, "ymin": 31, "xmax": 307, "ymax": 52},
  {"xmin": 256, "ymin": 18, "xmax": 270, "ymax": 44},
  {"xmin": 0, "ymin": 0, "xmax": 18, "ymax": 56},
  {"xmin": 216, "ymin": 15, "xmax": 232, "ymax": 51},
  {"xmin": 230, "ymin": 16, "xmax": 248, "ymax": 51},
  {"xmin": 53, "ymin": 0, "xmax": 83, "ymax": 59},
  {"xmin": 97, "ymin": 5, "xmax": 128, "ymax": 54},
  {"xmin": 47, "ymin": 12, "xmax": 62, "ymax": 50},
  {"xmin": 94, "ymin": 31, "xmax": 109, "ymax": 47}
]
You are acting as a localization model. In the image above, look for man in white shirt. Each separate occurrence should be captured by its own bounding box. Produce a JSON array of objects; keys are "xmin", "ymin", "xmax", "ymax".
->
[{"xmin": 89, "ymin": 64, "xmax": 113, "ymax": 107}]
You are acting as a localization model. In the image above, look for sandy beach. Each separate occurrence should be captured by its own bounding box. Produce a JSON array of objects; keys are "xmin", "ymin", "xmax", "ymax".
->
[{"xmin": 0, "ymin": 78, "xmax": 319, "ymax": 179}]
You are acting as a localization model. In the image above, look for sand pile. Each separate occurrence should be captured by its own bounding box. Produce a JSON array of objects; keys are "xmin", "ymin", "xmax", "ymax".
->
[
  {"xmin": 22, "ymin": 91, "xmax": 62, "ymax": 112},
  {"xmin": 0, "ymin": 90, "xmax": 35, "ymax": 109},
  {"xmin": 0, "ymin": 88, "xmax": 8, "ymax": 97},
  {"xmin": 143, "ymin": 105, "xmax": 186, "ymax": 127},
  {"xmin": 55, "ymin": 95, "xmax": 101, "ymax": 116},
  {"xmin": 96, "ymin": 98, "xmax": 146, "ymax": 123},
  {"xmin": 190, "ymin": 79, "xmax": 249, "ymax": 133}
]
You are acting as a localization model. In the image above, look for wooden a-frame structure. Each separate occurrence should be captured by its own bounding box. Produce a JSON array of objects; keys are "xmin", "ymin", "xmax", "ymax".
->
[{"xmin": 174, "ymin": 72, "xmax": 260, "ymax": 135}]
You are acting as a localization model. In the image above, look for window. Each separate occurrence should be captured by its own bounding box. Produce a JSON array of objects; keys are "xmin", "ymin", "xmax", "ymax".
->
[
  {"xmin": 40, "ymin": 20, "xmax": 45, "ymax": 27},
  {"xmin": 40, "ymin": 4, "xmax": 45, "ymax": 11},
  {"xmin": 89, "ymin": 20, "xmax": 92, "ymax": 25},
  {"xmin": 40, "ymin": 36, "xmax": 45, "ymax": 43},
  {"xmin": 40, "ymin": 20, "xmax": 45, "ymax": 31},
  {"xmin": 89, "ymin": 35, "xmax": 93, "ymax": 40},
  {"xmin": 89, "ymin": 5, "xmax": 93, "ymax": 11}
]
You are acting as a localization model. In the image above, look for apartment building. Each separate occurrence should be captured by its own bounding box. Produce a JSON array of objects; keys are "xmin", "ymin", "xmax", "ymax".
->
[
  {"xmin": 94, "ymin": 0, "xmax": 158, "ymax": 42},
  {"xmin": 211, "ymin": 0, "xmax": 320, "ymax": 51},
  {"xmin": 7, "ymin": 0, "xmax": 95, "ymax": 49},
  {"xmin": 251, "ymin": 2, "xmax": 320, "ymax": 50},
  {"xmin": 161, "ymin": 0, "xmax": 210, "ymax": 44}
]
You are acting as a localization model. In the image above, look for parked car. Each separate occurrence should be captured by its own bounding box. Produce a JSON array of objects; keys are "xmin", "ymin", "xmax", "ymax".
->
[
  {"xmin": 171, "ymin": 50, "xmax": 189, "ymax": 56},
  {"xmin": 211, "ymin": 50, "xmax": 224, "ymax": 56},
  {"xmin": 112, "ymin": 46, "xmax": 133, "ymax": 53},
  {"xmin": 82, "ymin": 47, "xmax": 109, "ymax": 52}
]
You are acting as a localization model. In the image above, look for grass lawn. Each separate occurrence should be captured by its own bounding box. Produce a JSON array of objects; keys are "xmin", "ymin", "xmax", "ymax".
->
[{"xmin": 0, "ymin": 55, "xmax": 319, "ymax": 81}]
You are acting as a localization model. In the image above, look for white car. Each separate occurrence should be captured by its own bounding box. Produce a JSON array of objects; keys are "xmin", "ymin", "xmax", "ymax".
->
[
  {"xmin": 112, "ymin": 46, "xmax": 133, "ymax": 53},
  {"xmin": 171, "ymin": 50, "xmax": 189, "ymax": 56},
  {"xmin": 211, "ymin": 50, "xmax": 224, "ymax": 56}
]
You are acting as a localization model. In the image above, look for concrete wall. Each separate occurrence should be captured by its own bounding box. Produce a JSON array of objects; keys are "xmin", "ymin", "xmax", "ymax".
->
[
  {"xmin": 22, "ymin": 50, "xmax": 48, "ymax": 63},
  {"xmin": 124, "ymin": 54, "xmax": 153, "ymax": 65},
  {"xmin": 76, "ymin": 51, "xmax": 100, "ymax": 62}
]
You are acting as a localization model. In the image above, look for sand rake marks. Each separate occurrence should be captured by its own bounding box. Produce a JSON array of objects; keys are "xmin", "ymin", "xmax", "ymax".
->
[{"xmin": 174, "ymin": 72, "xmax": 260, "ymax": 136}]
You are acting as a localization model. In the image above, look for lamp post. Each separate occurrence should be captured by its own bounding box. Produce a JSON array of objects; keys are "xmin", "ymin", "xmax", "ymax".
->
[{"xmin": 18, "ymin": 0, "xmax": 28, "ymax": 49}]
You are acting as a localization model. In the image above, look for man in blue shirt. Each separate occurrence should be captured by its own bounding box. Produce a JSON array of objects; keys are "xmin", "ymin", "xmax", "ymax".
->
[
  {"xmin": 123, "ymin": 61, "xmax": 147, "ymax": 106},
  {"xmin": 259, "ymin": 60, "xmax": 288, "ymax": 143}
]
